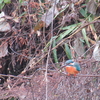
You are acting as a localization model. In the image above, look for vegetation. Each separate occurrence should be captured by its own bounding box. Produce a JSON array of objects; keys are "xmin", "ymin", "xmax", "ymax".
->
[{"xmin": 0, "ymin": 0, "xmax": 100, "ymax": 99}]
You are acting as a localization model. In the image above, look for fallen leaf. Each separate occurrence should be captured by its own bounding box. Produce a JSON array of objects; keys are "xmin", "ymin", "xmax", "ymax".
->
[
  {"xmin": 41, "ymin": 5, "xmax": 59, "ymax": 27},
  {"xmin": 0, "ymin": 42, "xmax": 8, "ymax": 58},
  {"xmin": 86, "ymin": 0, "xmax": 97, "ymax": 15},
  {"xmin": 74, "ymin": 38, "xmax": 85, "ymax": 56},
  {"xmin": 0, "ymin": 12, "xmax": 11, "ymax": 32},
  {"xmin": 93, "ymin": 41, "xmax": 100, "ymax": 61},
  {"xmin": 0, "ymin": 21, "xmax": 11, "ymax": 32}
]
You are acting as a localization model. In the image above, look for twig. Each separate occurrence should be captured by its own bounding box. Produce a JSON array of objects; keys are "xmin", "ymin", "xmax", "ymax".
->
[
  {"xmin": 61, "ymin": 72, "xmax": 100, "ymax": 77},
  {"xmin": 77, "ymin": 74, "xmax": 100, "ymax": 77},
  {"xmin": 81, "ymin": 44, "xmax": 95, "ymax": 57},
  {"xmin": 10, "ymin": 47, "xmax": 31, "ymax": 59},
  {"xmin": 0, "ymin": 74, "xmax": 31, "ymax": 79}
]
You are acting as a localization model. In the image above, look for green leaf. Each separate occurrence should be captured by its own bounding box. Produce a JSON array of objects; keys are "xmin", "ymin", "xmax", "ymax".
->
[
  {"xmin": 54, "ymin": 5, "xmax": 69, "ymax": 19},
  {"xmin": 0, "ymin": 0, "xmax": 3, "ymax": 4},
  {"xmin": 64, "ymin": 43, "xmax": 72, "ymax": 59},
  {"xmin": 52, "ymin": 38, "xmax": 58, "ymax": 63},
  {"xmin": 57, "ymin": 23, "xmax": 80, "ymax": 42},
  {"xmin": 19, "ymin": 11, "xmax": 27, "ymax": 17},
  {"xmin": 43, "ymin": 36, "xmax": 57, "ymax": 52},
  {"xmin": 61, "ymin": 23, "xmax": 80, "ymax": 30},
  {"xmin": 4, "ymin": 0, "xmax": 11, "ymax": 4},
  {"xmin": 80, "ymin": 8, "xmax": 87, "ymax": 18},
  {"xmin": 82, "ymin": 28, "xmax": 90, "ymax": 47},
  {"xmin": 88, "ymin": 15, "xmax": 95, "ymax": 28},
  {"xmin": 19, "ymin": 0, "xmax": 23, "ymax": 4},
  {"xmin": 0, "ymin": 3, "xmax": 5, "ymax": 10},
  {"xmin": 80, "ymin": 38, "xmax": 85, "ymax": 43}
]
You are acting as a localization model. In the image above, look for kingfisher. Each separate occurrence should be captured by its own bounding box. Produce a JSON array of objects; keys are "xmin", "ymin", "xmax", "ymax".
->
[{"xmin": 64, "ymin": 60, "xmax": 81, "ymax": 76}]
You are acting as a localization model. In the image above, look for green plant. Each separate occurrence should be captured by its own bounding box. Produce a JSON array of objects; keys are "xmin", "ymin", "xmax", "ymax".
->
[{"xmin": 0, "ymin": 0, "xmax": 11, "ymax": 10}]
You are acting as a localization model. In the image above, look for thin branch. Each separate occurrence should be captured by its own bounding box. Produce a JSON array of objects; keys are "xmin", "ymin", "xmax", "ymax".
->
[
  {"xmin": 0, "ymin": 74, "xmax": 31, "ymax": 79},
  {"xmin": 77, "ymin": 74, "xmax": 100, "ymax": 77},
  {"xmin": 61, "ymin": 72, "xmax": 100, "ymax": 77}
]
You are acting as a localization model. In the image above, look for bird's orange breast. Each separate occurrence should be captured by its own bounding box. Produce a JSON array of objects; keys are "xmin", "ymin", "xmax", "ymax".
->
[{"xmin": 65, "ymin": 66, "xmax": 79, "ymax": 75}]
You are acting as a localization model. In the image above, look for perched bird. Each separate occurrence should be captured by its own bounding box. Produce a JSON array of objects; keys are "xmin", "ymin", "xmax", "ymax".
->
[{"xmin": 64, "ymin": 60, "xmax": 81, "ymax": 76}]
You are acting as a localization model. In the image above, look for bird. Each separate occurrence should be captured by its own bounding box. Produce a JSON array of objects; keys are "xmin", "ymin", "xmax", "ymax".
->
[{"xmin": 64, "ymin": 60, "xmax": 81, "ymax": 76}]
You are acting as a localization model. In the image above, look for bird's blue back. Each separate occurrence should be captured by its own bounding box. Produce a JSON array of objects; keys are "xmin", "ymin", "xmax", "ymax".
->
[
  {"xmin": 65, "ymin": 60, "xmax": 81, "ymax": 71},
  {"xmin": 65, "ymin": 60, "xmax": 74, "ymax": 64}
]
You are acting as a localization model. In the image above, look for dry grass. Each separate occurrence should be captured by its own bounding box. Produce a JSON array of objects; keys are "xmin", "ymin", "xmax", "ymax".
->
[{"xmin": 0, "ymin": 61, "xmax": 100, "ymax": 100}]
